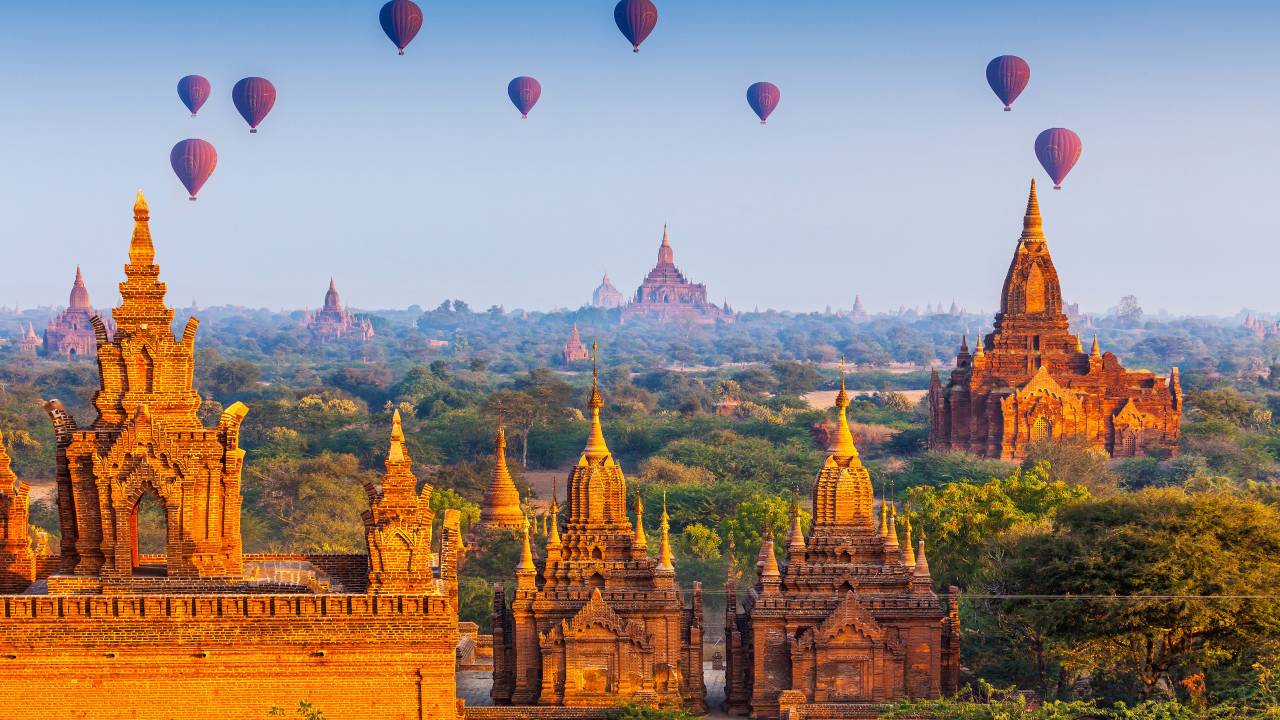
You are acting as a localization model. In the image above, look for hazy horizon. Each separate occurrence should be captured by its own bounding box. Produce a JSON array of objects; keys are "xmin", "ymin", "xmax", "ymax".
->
[{"xmin": 1, "ymin": 1, "xmax": 1276, "ymax": 315}]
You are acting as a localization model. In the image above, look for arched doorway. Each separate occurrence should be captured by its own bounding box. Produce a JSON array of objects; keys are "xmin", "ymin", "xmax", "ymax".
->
[
  {"xmin": 1030, "ymin": 416, "xmax": 1053, "ymax": 443},
  {"xmin": 131, "ymin": 487, "xmax": 168, "ymax": 576}
]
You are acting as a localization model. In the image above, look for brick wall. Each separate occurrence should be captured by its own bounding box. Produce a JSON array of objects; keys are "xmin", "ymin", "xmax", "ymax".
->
[{"xmin": 0, "ymin": 593, "xmax": 459, "ymax": 720}]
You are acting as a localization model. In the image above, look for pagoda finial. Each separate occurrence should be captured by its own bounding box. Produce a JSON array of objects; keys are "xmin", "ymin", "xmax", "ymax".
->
[
  {"xmin": 959, "ymin": 334, "xmax": 969, "ymax": 353},
  {"xmin": 829, "ymin": 357, "xmax": 858, "ymax": 459},
  {"xmin": 517, "ymin": 513, "xmax": 535, "ymax": 571},
  {"xmin": 657, "ymin": 490, "xmax": 674, "ymax": 571},
  {"xmin": 547, "ymin": 482, "xmax": 561, "ymax": 547},
  {"xmin": 787, "ymin": 500, "xmax": 806, "ymax": 554},
  {"xmin": 903, "ymin": 509, "xmax": 916, "ymax": 567},
  {"xmin": 661, "ymin": 223, "xmax": 670, "ymax": 246},
  {"xmin": 1091, "ymin": 334, "xmax": 1101, "ymax": 358},
  {"xmin": 387, "ymin": 409, "xmax": 408, "ymax": 464},
  {"xmin": 583, "ymin": 342, "xmax": 610, "ymax": 459},
  {"xmin": 913, "ymin": 537, "xmax": 931, "ymax": 582},
  {"xmin": 975, "ymin": 334, "xmax": 985, "ymax": 357},
  {"xmin": 657, "ymin": 224, "xmax": 675, "ymax": 265},
  {"xmin": 1021, "ymin": 179, "xmax": 1045, "ymax": 242},
  {"xmin": 634, "ymin": 493, "xmax": 648, "ymax": 549},
  {"xmin": 128, "ymin": 190, "xmax": 154, "ymax": 266},
  {"xmin": 759, "ymin": 529, "xmax": 780, "ymax": 581}
]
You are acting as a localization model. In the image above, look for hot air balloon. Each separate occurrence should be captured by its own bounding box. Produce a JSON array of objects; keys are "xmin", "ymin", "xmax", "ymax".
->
[
  {"xmin": 985, "ymin": 55, "xmax": 1030, "ymax": 111},
  {"xmin": 746, "ymin": 82, "xmax": 780, "ymax": 124},
  {"xmin": 380, "ymin": 0, "xmax": 423, "ymax": 55},
  {"xmin": 170, "ymin": 139, "xmax": 218, "ymax": 201},
  {"xmin": 1034, "ymin": 128, "xmax": 1082, "ymax": 189},
  {"xmin": 232, "ymin": 77, "xmax": 276, "ymax": 133},
  {"xmin": 177, "ymin": 75, "xmax": 211, "ymax": 117},
  {"xmin": 614, "ymin": 0, "xmax": 658, "ymax": 53},
  {"xmin": 507, "ymin": 76, "xmax": 542, "ymax": 119}
]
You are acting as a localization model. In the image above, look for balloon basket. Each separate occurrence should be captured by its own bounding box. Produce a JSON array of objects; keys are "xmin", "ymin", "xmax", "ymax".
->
[
  {"xmin": 188, "ymin": 196, "xmax": 197, "ymax": 202},
  {"xmin": 1053, "ymin": 185, "xmax": 1062, "ymax": 190},
  {"xmin": 522, "ymin": 114, "xmax": 528, "ymax": 120},
  {"xmin": 760, "ymin": 120, "xmax": 767, "ymax": 125},
  {"xmin": 191, "ymin": 113, "xmax": 198, "ymax": 118},
  {"xmin": 633, "ymin": 47, "xmax": 639, "ymax": 53},
  {"xmin": 1004, "ymin": 107, "xmax": 1011, "ymax": 112},
  {"xmin": 398, "ymin": 49, "xmax": 405, "ymax": 56},
  {"xmin": 250, "ymin": 129, "xmax": 257, "ymax": 134}
]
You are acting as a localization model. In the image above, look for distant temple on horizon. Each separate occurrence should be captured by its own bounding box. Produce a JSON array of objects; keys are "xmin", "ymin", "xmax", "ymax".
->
[
  {"xmin": 928, "ymin": 180, "xmax": 1182, "ymax": 460},
  {"xmin": 620, "ymin": 226, "xmax": 733, "ymax": 325},
  {"xmin": 17, "ymin": 323, "xmax": 40, "ymax": 355},
  {"xmin": 591, "ymin": 273, "xmax": 624, "ymax": 309},
  {"xmin": 305, "ymin": 278, "xmax": 374, "ymax": 342},
  {"xmin": 43, "ymin": 267, "xmax": 112, "ymax": 358},
  {"xmin": 562, "ymin": 323, "xmax": 589, "ymax": 363}
]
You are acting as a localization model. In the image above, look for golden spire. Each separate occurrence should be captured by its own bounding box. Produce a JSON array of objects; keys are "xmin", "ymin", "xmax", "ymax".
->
[
  {"xmin": 974, "ymin": 334, "xmax": 985, "ymax": 358},
  {"xmin": 129, "ymin": 190, "xmax": 154, "ymax": 266},
  {"xmin": 1091, "ymin": 334, "xmax": 1101, "ymax": 358},
  {"xmin": 886, "ymin": 500, "xmax": 900, "ymax": 552},
  {"xmin": 657, "ymin": 490, "xmax": 674, "ymax": 571},
  {"xmin": 583, "ymin": 342, "xmax": 610, "ymax": 459},
  {"xmin": 914, "ymin": 538, "xmax": 930, "ymax": 579},
  {"xmin": 787, "ymin": 500, "xmax": 806, "ymax": 553},
  {"xmin": 1020, "ymin": 179, "xmax": 1045, "ymax": 243},
  {"xmin": 634, "ymin": 493, "xmax": 648, "ymax": 549},
  {"xmin": 517, "ymin": 513, "xmax": 535, "ymax": 571},
  {"xmin": 903, "ymin": 510, "xmax": 916, "ymax": 567},
  {"xmin": 830, "ymin": 357, "xmax": 858, "ymax": 459},
  {"xmin": 1075, "ymin": 335, "xmax": 1084, "ymax": 353},
  {"xmin": 759, "ymin": 530, "xmax": 780, "ymax": 580},
  {"xmin": 493, "ymin": 423, "xmax": 512, "ymax": 480},
  {"xmin": 547, "ymin": 484, "xmax": 561, "ymax": 547},
  {"xmin": 387, "ymin": 409, "xmax": 407, "ymax": 464},
  {"xmin": 879, "ymin": 496, "xmax": 889, "ymax": 537}
]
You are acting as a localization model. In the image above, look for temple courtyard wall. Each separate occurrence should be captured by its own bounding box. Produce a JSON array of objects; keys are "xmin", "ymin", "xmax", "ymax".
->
[{"xmin": 0, "ymin": 592, "xmax": 459, "ymax": 720}]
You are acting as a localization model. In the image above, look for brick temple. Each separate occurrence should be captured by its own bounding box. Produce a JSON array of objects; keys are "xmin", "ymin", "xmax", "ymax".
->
[
  {"xmin": 724, "ymin": 373, "xmax": 960, "ymax": 718},
  {"xmin": 592, "ymin": 273, "xmax": 624, "ymax": 309},
  {"xmin": 928, "ymin": 180, "xmax": 1182, "ymax": 460},
  {"xmin": 621, "ymin": 226, "xmax": 733, "ymax": 325},
  {"xmin": 491, "ymin": 349, "xmax": 708, "ymax": 712},
  {"xmin": 0, "ymin": 193, "xmax": 462, "ymax": 720},
  {"xmin": 43, "ymin": 266, "xmax": 112, "ymax": 358},
  {"xmin": 17, "ymin": 322, "xmax": 40, "ymax": 355},
  {"xmin": 563, "ymin": 323, "xmax": 589, "ymax": 363},
  {"xmin": 306, "ymin": 278, "xmax": 374, "ymax": 342}
]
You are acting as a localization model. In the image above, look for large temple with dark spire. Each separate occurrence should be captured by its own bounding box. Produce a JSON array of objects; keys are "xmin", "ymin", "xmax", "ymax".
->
[
  {"xmin": 621, "ymin": 226, "xmax": 733, "ymax": 325},
  {"xmin": 724, "ymin": 370, "xmax": 959, "ymax": 718},
  {"xmin": 491, "ymin": 347, "xmax": 707, "ymax": 712},
  {"xmin": 43, "ymin": 266, "xmax": 112, "ymax": 358},
  {"xmin": 306, "ymin": 278, "xmax": 374, "ymax": 342},
  {"xmin": 928, "ymin": 181, "xmax": 1182, "ymax": 459}
]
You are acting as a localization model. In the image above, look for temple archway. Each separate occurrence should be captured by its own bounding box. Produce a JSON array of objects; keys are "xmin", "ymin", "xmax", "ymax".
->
[{"xmin": 131, "ymin": 486, "xmax": 168, "ymax": 576}]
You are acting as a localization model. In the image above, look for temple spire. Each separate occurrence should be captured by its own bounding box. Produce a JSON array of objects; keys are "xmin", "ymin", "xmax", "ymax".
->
[
  {"xmin": 974, "ymin": 334, "xmax": 985, "ymax": 358},
  {"xmin": 634, "ymin": 493, "xmax": 648, "ymax": 549},
  {"xmin": 480, "ymin": 420, "xmax": 526, "ymax": 530},
  {"xmin": 387, "ymin": 409, "xmax": 408, "ymax": 464},
  {"xmin": 129, "ymin": 190, "xmax": 154, "ymax": 266},
  {"xmin": 903, "ymin": 510, "xmax": 916, "ymax": 567},
  {"xmin": 114, "ymin": 189, "xmax": 174, "ymax": 334},
  {"xmin": 1020, "ymin": 179, "xmax": 1045, "ymax": 243},
  {"xmin": 657, "ymin": 491, "xmax": 675, "ymax": 571},
  {"xmin": 517, "ymin": 513, "xmax": 535, "ymax": 572},
  {"xmin": 1091, "ymin": 334, "xmax": 1101, "ymax": 358},
  {"xmin": 547, "ymin": 482, "xmax": 561, "ymax": 548},
  {"xmin": 69, "ymin": 265, "xmax": 91, "ymax": 309},
  {"xmin": 583, "ymin": 342, "xmax": 610, "ymax": 460},
  {"xmin": 657, "ymin": 224, "xmax": 674, "ymax": 266},
  {"xmin": 829, "ymin": 358, "xmax": 858, "ymax": 459},
  {"xmin": 787, "ymin": 500, "xmax": 806, "ymax": 556}
]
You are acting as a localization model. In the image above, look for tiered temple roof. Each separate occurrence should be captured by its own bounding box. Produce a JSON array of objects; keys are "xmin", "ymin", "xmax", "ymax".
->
[
  {"xmin": 562, "ymin": 323, "xmax": 589, "ymax": 363},
  {"xmin": 928, "ymin": 181, "xmax": 1182, "ymax": 459},
  {"xmin": 492, "ymin": 345, "xmax": 706, "ymax": 711},
  {"xmin": 477, "ymin": 425, "xmax": 526, "ymax": 531},
  {"xmin": 724, "ymin": 366, "xmax": 959, "ymax": 717},
  {"xmin": 620, "ymin": 226, "xmax": 733, "ymax": 325},
  {"xmin": 306, "ymin": 278, "xmax": 374, "ymax": 342},
  {"xmin": 43, "ymin": 266, "xmax": 112, "ymax": 358}
]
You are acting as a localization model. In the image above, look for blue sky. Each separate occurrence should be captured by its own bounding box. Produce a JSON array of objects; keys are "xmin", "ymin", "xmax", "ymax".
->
[{"xmin": 0, "ymin": 1, "xmax": 1276, "ymax": 315}]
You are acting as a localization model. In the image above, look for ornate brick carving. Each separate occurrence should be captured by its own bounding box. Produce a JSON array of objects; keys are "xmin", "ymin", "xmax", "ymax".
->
[
  {"xmin": 0, "ymin": 433, "xmax": 35, "ymax": 593},
  {"xmin": 929, "ymin": 180, "xmax": 1182, "ymax": 460},
  {"xmin": 363, "ymin": 410, "xmax": 438, "ymax": 594}
]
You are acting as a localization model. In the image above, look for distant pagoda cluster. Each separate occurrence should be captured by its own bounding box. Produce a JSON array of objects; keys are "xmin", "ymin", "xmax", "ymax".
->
[
  {"xmin": 42, "ymin": 267, "xmax": 113, "ymax": 358},
  {"xmin": 1243, "ymin": 313, "xmax": 1280, "ymax": 338},
  {"xmin": 305, "ymin": 278, "xmax": 374, "ymax": 342},
  {"xmin": 928, "ymin": 181, "xmax": 1182, "ymax": 460},
  {"xmin": 620, "ymin": 226, "xmax": 733, "ymax": 325}
]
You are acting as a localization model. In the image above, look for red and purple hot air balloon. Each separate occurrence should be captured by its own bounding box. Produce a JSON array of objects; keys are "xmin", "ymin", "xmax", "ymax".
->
[
  {"xmin": 985, "ymin": 55, "xmax": 1030, "ymax": 111},
  {"xmin": 176, "ymin": 75, "xmax": 211, "ymax": 117},
  {"xmin": 614, "ymin": 0, "xmax": 658, "ymax": 53},
  {"xmin": 380, "ymin": 0, "xmax": 423, "ymax": 56},
  {"xmin": 1034, "ymin": 128, "xmax": 1083, "ymax": 189},
  {"xmin": 232, "ymin": 77, "xmax": 276, "ymax": 134},
  {"xmin": 170, "ymin": 139, "xmax": 218, "ymax": 201},
  {"xmin": 507, "ymin": 76, "xmax": 542, "ymax": 119},
  {"xmin": 746, "ymin": 82, "xmax": 781, "ymax": 124}
]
